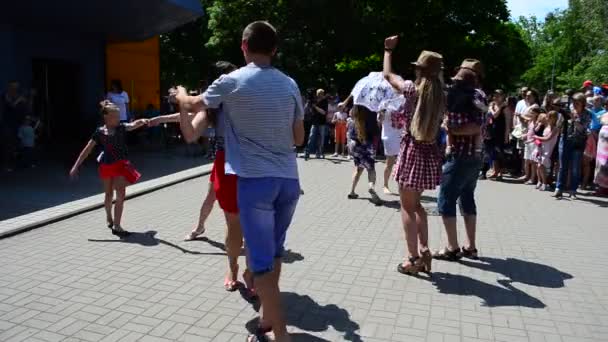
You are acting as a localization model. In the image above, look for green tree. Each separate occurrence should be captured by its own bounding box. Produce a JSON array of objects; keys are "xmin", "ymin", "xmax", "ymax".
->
[
  {"xmin": 516, "ymin": 0, "xmax": 608, "ymax": 92},
  {"xmin": 161, "ymin": 0, "xmax": 531, "ymax": 94}
]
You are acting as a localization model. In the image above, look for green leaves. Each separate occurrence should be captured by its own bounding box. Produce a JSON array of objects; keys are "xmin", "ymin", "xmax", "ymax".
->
[
  {"xmin": 516, "ymin": 0, "xmax": 608, "ymax": 91},
  {"xmin": 335, "ymin": 54, "xmax": 382, "ymax": 73},
  {"xmin": 160, "ymin": 0, "xmax": 530, "ymax": 93}
]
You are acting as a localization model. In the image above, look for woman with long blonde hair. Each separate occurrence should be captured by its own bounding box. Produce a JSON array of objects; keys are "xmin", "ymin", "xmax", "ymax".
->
[{"xmin": 383, "ymin": 36, "xmax": 445, "ymax": 275}]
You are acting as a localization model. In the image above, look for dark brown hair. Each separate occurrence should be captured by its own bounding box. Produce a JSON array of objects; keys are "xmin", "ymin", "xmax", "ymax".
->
[
  {"xmin": 110, "ymin": 79, "xmax": 123, "ymax": 93},
  {"xmin": 242, "ymin": 21, "xmax": 278, "ymax": 55}
]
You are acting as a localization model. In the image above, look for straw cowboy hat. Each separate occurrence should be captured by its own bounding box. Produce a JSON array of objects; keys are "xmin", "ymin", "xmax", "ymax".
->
[
  {"xmin": 457, "ymin": 59, "xmax": 484, "ymax": 78},
  {"xmin": 411, "ymin": 50, "xmax": 443, "ymax": 74}
]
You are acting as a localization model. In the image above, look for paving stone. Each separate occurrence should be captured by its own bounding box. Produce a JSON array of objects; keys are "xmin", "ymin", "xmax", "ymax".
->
[{"xmin": 0, "ymin": 160, "xmax": 605, "ymax": 341}]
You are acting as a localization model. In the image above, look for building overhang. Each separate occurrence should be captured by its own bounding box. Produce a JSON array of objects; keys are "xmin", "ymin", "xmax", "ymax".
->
[{"xmin": 2, "ymin": 0, "xmax": 204, "ymax": 41}]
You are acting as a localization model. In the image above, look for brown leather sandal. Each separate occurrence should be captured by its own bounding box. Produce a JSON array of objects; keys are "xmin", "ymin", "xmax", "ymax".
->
[
  {"xmin": 397, "ymin": 256, "xmax": 423, "ymax": 275},
  {"xmin": 432, "ymin": 247, "xmax": 462, "ymax": 261}
]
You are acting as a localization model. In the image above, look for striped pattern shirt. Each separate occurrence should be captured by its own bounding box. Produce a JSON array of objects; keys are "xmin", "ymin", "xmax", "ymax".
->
[{"xmin": 202, "ymin": 63, "xmax": 304, "ymax": 179}]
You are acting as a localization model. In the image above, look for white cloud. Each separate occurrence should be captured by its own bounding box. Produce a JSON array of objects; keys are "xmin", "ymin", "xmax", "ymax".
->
[{"xmin": 507, "ymin": 0, "xmax": 569, "ymax": 20}]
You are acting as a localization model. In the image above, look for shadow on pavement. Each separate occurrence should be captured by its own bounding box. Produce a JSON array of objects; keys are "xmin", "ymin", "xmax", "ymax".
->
[
  {"xmin": 365, "ymin": 197, "xmax": 438, "ymax": 213},
  {"xmin": 194, "ymin": 236, "xmax": 227, "ymax": 251},
  {"xmin": 88, "ymin": 230, "xmax": 226, "ymax": 255},
  {"xmin": 431, "ymin": 273, "xmax": 546, "ymax": 308},
  {"xmin": 381, "ymin": 200, "xmax": 400, "ymax": 210},
  {"xmin": 460, "ymin": 257, "xmax": 573, "ymax": 288},
  {"xmin": 246, "ymin": 292, "xmax": 362, "ymax": 342},
  {"xmin": 571, "ymin": 193, "xmax": 608, "ymax": 207},
  {"xmin": 193, "ymin": 237, "xmax": 304, "ymax": 264},
  {"xmin": 421, "ymin": 195, "xmax": 437, "ymax": 203}
]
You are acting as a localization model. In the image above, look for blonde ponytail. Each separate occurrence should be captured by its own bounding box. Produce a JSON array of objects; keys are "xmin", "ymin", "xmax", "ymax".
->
[{"xmin": 410, "ymin": 73, "xmax": 445, "ymax": 142}]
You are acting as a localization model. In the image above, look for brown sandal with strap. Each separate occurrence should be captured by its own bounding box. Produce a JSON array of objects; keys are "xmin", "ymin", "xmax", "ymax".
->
[
  {"xmin": 397, "ymin": 256, "xmax": 423, "ymax": 275},
  {"xmin": 460, "ymin": 246, "xmax": 479, "ymax": 260},
  {"xmin": 420, "ymin": 250, "xmax": 432, "ymax": 273},
  {"xmin": 432, "ymin": 247, "xmax": 462, "ymax": 262}
]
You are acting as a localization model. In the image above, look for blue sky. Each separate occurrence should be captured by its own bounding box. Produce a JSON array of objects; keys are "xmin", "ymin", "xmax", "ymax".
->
[{"xmin": 507, "ymin": 0, "xmax": 569, "ymax": 20}]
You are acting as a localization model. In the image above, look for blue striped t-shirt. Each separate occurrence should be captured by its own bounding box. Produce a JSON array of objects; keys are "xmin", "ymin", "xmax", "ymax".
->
[{"xmin": 202, "ymin": 63, "xmax": 304, "ymax": 179}]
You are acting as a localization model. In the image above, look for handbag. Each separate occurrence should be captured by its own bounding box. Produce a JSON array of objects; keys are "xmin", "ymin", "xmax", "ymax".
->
[
  {"xmin": 510, "ymin": 125, "xmax": 525, "ymax": 140},
  {"xmin": 566, "ymin": 120, "xmax": 587, "ymax": 149},
  {"xmin": 102, "ymin": 134, "xmax": 141, "ymax": 184}
]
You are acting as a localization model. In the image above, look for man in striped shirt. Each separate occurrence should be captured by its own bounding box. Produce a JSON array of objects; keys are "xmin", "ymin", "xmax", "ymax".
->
[{"xmin": 176, "ymin": 21, "xmax": 304, "ymax": 342}]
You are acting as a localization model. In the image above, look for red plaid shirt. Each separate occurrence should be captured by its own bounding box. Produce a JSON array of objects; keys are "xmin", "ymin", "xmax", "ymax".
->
[{"xmin": 447, "ymin": 88, "xmax": 487, "ymax": 157}]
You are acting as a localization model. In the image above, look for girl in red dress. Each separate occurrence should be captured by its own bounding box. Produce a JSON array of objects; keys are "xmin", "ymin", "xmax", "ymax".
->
[{"xmin": 70, "ymin": 101, "xmax": 149, "ymax": 236}]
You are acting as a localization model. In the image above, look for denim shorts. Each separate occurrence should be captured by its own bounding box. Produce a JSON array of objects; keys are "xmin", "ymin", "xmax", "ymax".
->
[
  {"xmin": 438, "ymin": 156, "xmax": 482, "ymax": 217},
  {"xmin": 237, "ymin": 177, "xmax": 300, "ymax": 275}
]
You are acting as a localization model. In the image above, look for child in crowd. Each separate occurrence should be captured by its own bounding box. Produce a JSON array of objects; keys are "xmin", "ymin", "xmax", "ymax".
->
[
  {"xmin": 70, "ymin": 101, "xmax": 150, "ymax": 236},
  {"xmin": 534, "ymin": 111, "xmax": 559, "ymax": 191},
  {"xmin": 347, "ymin": 104, "xmax": 381, "ymax": 205},
  {"xmin": 17, "ymin": 116, "xmax": 36, "ymax": 168},
  {"xmin": 531, "ymin": 110, "xmax": 546, "ymax": 187},
  {"xmin": 531, "ymin": 113, "xmax": 547, "ymax": 188},
  {"xmin": 521, "ymin": 106, "xmax": 541, "ymax": 184},
  {"xmin": 332, "ymin": 108, "xmax": 348, "ymax": 157},
  {"xmin": 346, "ymin": 111, "xmax": 355, "ymax": 159},
  {"xmin": 444, "ymin": 88, "xmax": 488, "ymax": 158}
]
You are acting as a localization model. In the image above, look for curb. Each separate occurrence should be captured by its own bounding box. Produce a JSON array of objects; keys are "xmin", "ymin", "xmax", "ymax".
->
[{"xmin": 0, "ymin": 165, "xmax": 212, "ymax": 239}]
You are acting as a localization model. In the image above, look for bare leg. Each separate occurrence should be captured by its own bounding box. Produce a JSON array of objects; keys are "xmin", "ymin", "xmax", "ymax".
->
[
  {"xmin": 400, "ymin": 189, "xmax": 421, "ymax": 258},
  {"xmin": 113, "ymin": 177, "xmax": 127, "ymax": 227},
  {"xmin": 415, "ymin": 201, "xmax": 429, "ymax": 251},
  {"xmin": 367, "ymin": 169, "xmax": 377, "ymax": 190},
  {"xmin": 258, "ymin": 258, "xmax": 282, "ymax": 331},
  {"xmin": 103, "ymin": 179, "xmax": 114, "ymax": 225},
  {"xmin": 255, "ymin": 267, "xmax": 290, "ymax": 341},
  {"xmin": 517, "ymin": 155, "xmax": 528, "ymax": 180},
  {"xmin": 187, "ymin": 184, "xmax": 216, "ymax": 239},
  {"xmin": 441, "ymin": 216, "xmax": 459, "ymax": 251},
  {"xmin": 350, "ymin": 168, "xmax": 363, "ymax": 195},
  {"xmin": 493, "ymin": 157, "xmax": 503, "ymax": 177},
  {"xmin": 463, "ymin": 215, "xmax": 477, "ymax": 250},
  {"xmin": 540, "ymin": 164, "xmax": 549, "ymax": 186},
  {"xmin": 384, "ymin": 156, "xmax": 396, "ymax": 193},
  {"xmin": 224, "ymin": 212, "xmax": 243, "ymax": 286},
  {"xmin": 530, "ymin": 160, "xmax": 538, "ymax": 183}
]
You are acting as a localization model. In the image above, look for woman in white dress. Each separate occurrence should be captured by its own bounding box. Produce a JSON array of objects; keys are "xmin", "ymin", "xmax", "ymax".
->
[{"xmin": 378, "ymin": 96, "xmax": 406, "ymax": 194}]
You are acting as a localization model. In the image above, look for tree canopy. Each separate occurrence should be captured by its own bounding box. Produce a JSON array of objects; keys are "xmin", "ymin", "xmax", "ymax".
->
[
  {"xmin": 160, "ymin": 0, "xmax": 531, "ymax": 95},
  {"xmin": 515, "ymin": 0, "xmax": 608, "ymax": 92}
]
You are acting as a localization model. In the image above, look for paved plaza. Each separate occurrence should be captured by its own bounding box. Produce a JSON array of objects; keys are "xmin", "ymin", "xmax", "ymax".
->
[{"xmin": 0, "ymin": 159, "xmax": 607, "ymax": 342}]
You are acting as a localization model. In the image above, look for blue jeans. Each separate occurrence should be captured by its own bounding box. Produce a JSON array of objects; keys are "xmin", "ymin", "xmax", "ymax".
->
[
  {"xmin": 438, "ymin": 156, "xmax": 482, "ymax": 217},
  {"xmin": 237, "ymin": 177, "xmax": 300, "ymax": 275},
  {"xmin": 306, "ymin": 124, "xmax": 327, "ymax": 157},
  {"xmin": 556, "ymin": 139, "xmax": 583, "ymax": 192}
]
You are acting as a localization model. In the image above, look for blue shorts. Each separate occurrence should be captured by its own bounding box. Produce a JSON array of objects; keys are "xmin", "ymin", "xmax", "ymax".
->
[
  {"xmin": 438, "ymin": 156, "xmax": 481, "ymax": 217},
  {"xmin": 237, "ymin": 177, "xmax": 300, "ymax": 275}
]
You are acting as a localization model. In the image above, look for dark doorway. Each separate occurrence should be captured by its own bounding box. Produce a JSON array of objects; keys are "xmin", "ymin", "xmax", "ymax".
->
[{"xmin": 32, "ymin": 60, "xmax": 85, "ymax": 148}]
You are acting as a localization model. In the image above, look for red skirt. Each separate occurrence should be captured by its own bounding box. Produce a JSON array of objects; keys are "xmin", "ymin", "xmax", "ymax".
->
[
  {"xmin": 210, "ymin": 150, "xmax": 238, "ymax": 213},
  {"xmin": 98, "ymin": 160, "xmax": 141, "ymax": 184}
]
